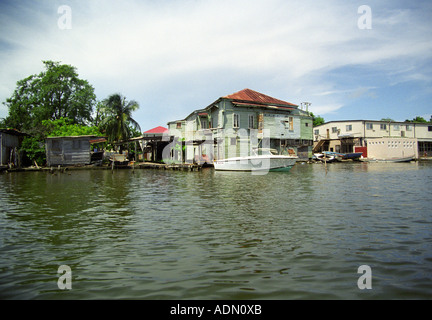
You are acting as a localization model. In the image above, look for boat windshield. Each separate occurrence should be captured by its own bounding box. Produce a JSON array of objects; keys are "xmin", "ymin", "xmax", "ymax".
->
[{"xmin": 252, "ymin": 148, "xmax": 278, "ymax": 156}]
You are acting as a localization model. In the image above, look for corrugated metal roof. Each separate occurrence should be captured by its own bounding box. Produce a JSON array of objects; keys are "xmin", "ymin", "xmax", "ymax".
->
[
  {"xmin": 46, "ymin": 135, "xmax": 100, "ymax": 139},
  {"xmin": 0, "ymin": 128, "xmax": 29, "ymax": 136},
  {"xmin": 89, "ymin": 137, "xmax": 107, "ymax": 144},
  {"xmin": 232, "ymin": 102, "xmax": 294, "ymax": 110},
  {"xmin": 223, "ymin": 89, "xmax": 297, "ymax": 107}
]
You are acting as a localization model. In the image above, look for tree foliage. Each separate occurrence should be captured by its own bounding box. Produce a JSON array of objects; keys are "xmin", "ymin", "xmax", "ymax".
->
[
  {"xmin": 99, "ymin": 93, "xmax": 141, "ymax": 144},
  {"xmin": 42, "ymin": 118, "xmax": 103, "ymax": 137},
  {"xmin": 2, "ymin": 60, "xmax": 96, "ymax": 133},
  {"xmin": 405, "ymin": 116, "xmax": 428, "ymax": 123},
  {"xmin": 20, "ymin": 136, "xmax": 46, "ymax": 166},
  {"xmin": 2, "ymin": 61, "xmax": 145, "ymax": 165},
  {"xmin": 309, "ymin": 112, "xmax": 325, "ymax": 127}
]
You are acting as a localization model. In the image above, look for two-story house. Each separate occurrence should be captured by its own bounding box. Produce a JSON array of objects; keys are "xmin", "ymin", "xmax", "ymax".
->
[
  {"xmin": 313, "ymin": 120, "xmax": 432, "ymax": 159},
  {"xmin": 166, "ymin": 89, "xmax": 313, "ymax": 164}
]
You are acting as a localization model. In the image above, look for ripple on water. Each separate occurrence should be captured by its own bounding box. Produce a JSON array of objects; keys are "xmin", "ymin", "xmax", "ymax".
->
[{"xmin": 0, "ymin": 164, "xmax": 432, "ymax": 299}]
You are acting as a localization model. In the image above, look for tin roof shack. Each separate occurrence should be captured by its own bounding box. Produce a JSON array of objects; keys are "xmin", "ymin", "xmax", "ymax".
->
[
  {"xmin": 141, "ymin": 126, "xmax": 169, "ymax": 162},
  {"xmin": 46, "ymin": 135, "xmax": 100, "ymax": 166},
  {"xmin": 0, "ymin": 128, "xmax": 27, "ymax": 168}
]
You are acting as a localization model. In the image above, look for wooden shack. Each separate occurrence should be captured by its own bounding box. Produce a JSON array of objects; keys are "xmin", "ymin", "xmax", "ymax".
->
[
  {"xmin": 0, "ymin": 128, "xmax": 27, "ymax": 167},
  {"xmin": 141, "ymin": 126, "xmax": 169, "ymax": 162},
  {"xmin": 46, "ymin": 135, "xmax": 100, "ymax": 166}
]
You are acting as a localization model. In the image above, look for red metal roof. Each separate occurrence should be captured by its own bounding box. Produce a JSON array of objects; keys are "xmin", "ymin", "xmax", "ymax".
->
[
  {"xmin": 223, "ymin": 89, "xmax": 297, "ymax": 107},
  {"xmin": 89, "ymin": 137, "xmax": 107, "ymax": 144},
  {"xmin": 143, "ymin": 126, "xmax": 168, "ymax": 134}
]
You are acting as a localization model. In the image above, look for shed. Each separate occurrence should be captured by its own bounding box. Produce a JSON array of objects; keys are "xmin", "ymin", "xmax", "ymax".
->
[
  {"xmin": 141, "ymin": 126, "xmax": 169, "ymax": 162},
  {"xmin": 0, "ymin": 128, "xmax": 28, "ymax": 167},
  {"xmin": 46, "ymin": 135, "xmax": 101, "ymax": 166}
]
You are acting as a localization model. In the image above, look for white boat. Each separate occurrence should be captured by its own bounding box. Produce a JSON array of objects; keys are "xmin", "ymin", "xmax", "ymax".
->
[
  {"xmin": 369, "ymin": 156, "xmax": 414, "ymax": 163},
  {"xmin": 313, "ymin": 152, "xmax": 336, "ymax": 163},
  {"xmin": 213, "ymin": 148, "xmax": 298, "ymax": 172}
]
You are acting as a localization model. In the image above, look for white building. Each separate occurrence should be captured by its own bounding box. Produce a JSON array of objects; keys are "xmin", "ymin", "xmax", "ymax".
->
[{"xmin": 313, "ymin": 120, "xmax": 432, "ymax": 160}]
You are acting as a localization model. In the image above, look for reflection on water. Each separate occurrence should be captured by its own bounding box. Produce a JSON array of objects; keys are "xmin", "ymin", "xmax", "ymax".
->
[{"xmin": 0, "ymin": 162, "xmax": 432, "ymax": 299}]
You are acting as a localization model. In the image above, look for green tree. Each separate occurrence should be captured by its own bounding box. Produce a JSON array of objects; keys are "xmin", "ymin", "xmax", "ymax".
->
[
  {"xmin": 309, "ymin": 112, "xmax": 325, "ymax": 127},
  {"xmin": 92, "ymin": 101, "xmax": 107, "ymax": 127},
  {"xmin": 99, "ymin": 93, "xmax": 141, "ymax": 149},
  {"xmin": 20, "ymin": 136, "xmax": 46, "ymax": 166},
  {"xmin": 2, "ymin": 60, "xmax": 96, "ymax": 133},
  {"xmin": 405, "ymin": 116, "xmax": 428, "ymax": 123},
  {"xmin": 42, "ymin": 117, "xmax": 103, "ymax": 137}
]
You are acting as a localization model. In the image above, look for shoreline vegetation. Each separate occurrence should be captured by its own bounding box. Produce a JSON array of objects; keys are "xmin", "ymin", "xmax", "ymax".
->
[
  {"xmin": 1, "ymin": 61, "xmax": 142, "ymax": 169},
  {"xmin": 2, "ymin": 61, "xmax": 431, "ymax": 171}
]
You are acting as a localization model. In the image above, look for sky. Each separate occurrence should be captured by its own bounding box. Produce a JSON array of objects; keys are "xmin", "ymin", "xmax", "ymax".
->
[{"xmin": 0, "ymin": 0, "xmax": 431, "ymax": 131}]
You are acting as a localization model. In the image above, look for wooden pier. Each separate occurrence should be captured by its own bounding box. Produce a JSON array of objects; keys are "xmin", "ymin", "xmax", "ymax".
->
[
  {"xmin": 137, "ymin": 162, "xmax": 202, "ymax": 171},
  {"xmin": 1, "ymin": 162, "xmax": 203, "ymax": 173}
]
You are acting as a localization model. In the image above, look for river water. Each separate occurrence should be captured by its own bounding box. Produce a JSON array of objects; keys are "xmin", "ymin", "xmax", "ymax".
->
[{"xmin": 0, "ymin": 161, "xmax": 431, "ymax": 300}]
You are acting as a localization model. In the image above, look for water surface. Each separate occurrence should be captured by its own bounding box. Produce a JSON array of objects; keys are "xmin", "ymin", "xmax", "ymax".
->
[{"xmin": 0, "ymin": 162, "xmax": 431, "ymax": 299}]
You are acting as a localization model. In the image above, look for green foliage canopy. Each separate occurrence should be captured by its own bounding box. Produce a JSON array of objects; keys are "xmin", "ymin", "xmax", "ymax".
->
[
  {"xmin": 20, "ymin": 136, "xmax": 46, "ymax": 166},
  {"xmin": 309, "ymin": 112, "xmax": 325, "ymax": 127},
  {"xmin": 99, "ymin": 93, "xmax": 141, "ymax": 144},
  {"xmin": 42, "ymin": 118, "xmax": 103, "ymax": 137},
  {"xmin": 405, "ymin": 116, "xmax": 428, "ymax": 123},
  {"xmin": 2, "ymin": 60, "xmax": 96, "ymax": 133}
]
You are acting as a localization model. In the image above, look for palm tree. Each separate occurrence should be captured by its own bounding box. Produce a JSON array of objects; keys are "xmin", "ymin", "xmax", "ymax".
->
[{"xmin": 99, "ymin": 94, "xmax": 141, "ymax": 152}]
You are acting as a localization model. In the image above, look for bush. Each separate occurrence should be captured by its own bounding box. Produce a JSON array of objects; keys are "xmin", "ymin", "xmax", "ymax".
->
[{"xmin": 20, "ymin": 136, "xmax": 46, "ymax": 166}]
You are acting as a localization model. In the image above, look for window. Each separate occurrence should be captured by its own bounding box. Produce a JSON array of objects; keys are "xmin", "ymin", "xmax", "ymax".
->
[
  {"xmin": 332, "ymin": 127, "xmax": 338, "ymax": 133},
  {"xmin": 314, "ymin": 129, "xmax": 319, "ymax": 135},
  {"xmin": 305, "ymin": 122, "xmax": 310, "ymax": 127},
  {"xmin": 406, "ymin": 125, "xmax": 412, "ymax": 131},
  {"xmin": 380, "ymin": 124, "xmax": 387, "ymax": 130},
  {"xmin": 248, "ymin": 115, "xmax": 255, "ymax": 129},
  {"xmin": 200, "ymin": 117, "xmax": 208, "ymax": 129},
  {"xmin": 230, "ymin": 137, "xmax": 237, "ymax": 146},
  {"xmin": 289, "ymin": 117, "xmax": 294, "ymax": 131},
  {"xmin": 176, "ymin": 122, "xmax": 182, "ymax": 129},
  {"xmin": 366, "ymin": 123, "xmax": 373, "ymax": 130},
  {"xmin": 346, "ymin": 125, "xmax": 352, "ymax": 131},
  {"xmin": 233, "ymin": 114, "xmax": 239, "ymax": 128},
  {"xmin": 393, "ymin": 124, "xmax": 400, "ymax": 130},
  {"xmin": 419, "ymin": 141, "xmax": 432, "ymax": 152},
  {"xmin": 428, "ymin": 126, "xmax": 432, "ymax": 132}
]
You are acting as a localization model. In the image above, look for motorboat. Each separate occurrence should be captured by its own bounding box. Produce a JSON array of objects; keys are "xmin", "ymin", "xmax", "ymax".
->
[
  {"xmin": 313, "ymin": 152, "xmax": 336, "ymax": 163},
  {"xmin": 362, "ymin": 156, "xmax": 414, "ymax": 163},
  {"xmin": 213, "ymin": 148, "xmax": 298, "ymax": 172}
]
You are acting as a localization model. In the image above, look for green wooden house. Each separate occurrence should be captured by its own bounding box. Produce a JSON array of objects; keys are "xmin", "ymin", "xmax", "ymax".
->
[{"xmin": 166, "ymin": 89, "xmax": 313, "ymax": 163}]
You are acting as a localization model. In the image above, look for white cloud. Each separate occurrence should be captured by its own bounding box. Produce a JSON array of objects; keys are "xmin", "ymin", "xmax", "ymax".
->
[{"xmin": 1, "ymin": 0, "xmax": 431, "ymax": 127}]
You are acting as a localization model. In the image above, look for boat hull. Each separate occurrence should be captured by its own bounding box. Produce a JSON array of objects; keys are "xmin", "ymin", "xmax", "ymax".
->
[
  {"xmin": 376, "ymin": 157, "xmax": 414, "ymax": 163},
  {"xmin": 214, "ymin": 155, "xmax": 298, "ymax": 172}
]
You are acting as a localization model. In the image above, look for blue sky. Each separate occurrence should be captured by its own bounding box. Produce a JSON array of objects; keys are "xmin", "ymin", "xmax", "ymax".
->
[{"xmin": 0, "ymin": 0, "xmax": 431, "ymax": 131}]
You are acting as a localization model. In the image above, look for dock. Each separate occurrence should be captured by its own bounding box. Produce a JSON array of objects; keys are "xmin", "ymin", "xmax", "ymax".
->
[
  {"xmin": 137, "ymin": 162, "xmax": 202, "ymax": 171},
  {"xmin": 0, "ymin": 162, "xmax": 203, "ymax": 173}
]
